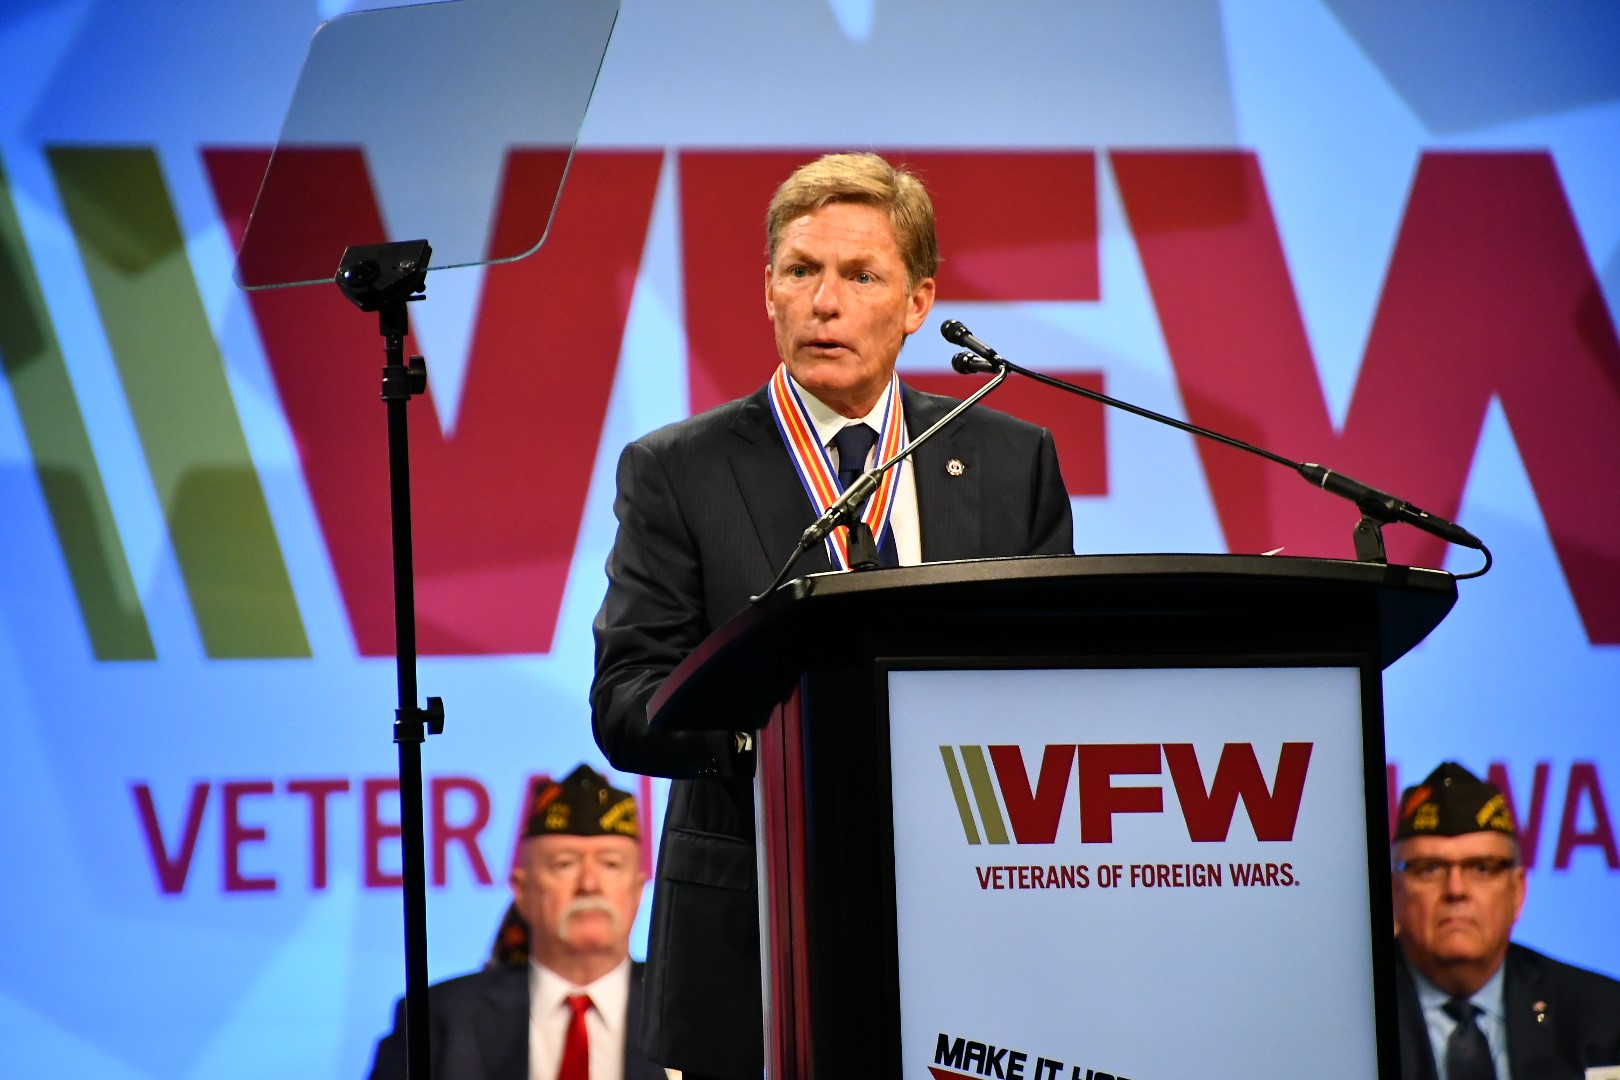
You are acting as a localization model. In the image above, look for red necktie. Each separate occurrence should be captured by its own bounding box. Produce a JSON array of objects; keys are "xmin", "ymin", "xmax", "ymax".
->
[{"xmin": 556, "ymin": 993, "xmax": 592, "ymax": 1080}]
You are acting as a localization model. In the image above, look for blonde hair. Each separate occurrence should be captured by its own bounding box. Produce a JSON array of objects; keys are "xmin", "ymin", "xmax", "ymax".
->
[{"xmin": 765, "ymin": 152, "xmax": 939, "ymax": 288}]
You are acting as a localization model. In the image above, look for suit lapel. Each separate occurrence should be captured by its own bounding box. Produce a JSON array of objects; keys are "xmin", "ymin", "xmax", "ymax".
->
[
  {"xmin": 478, "ymin": 965, "xmax": 530, "ymax": 1080},
  {"xmin": 729, "ymin": 387, "xmax": 834, "ymax": 576},
  {"xmin": 906, "ymin": 386, "xmax": 982, "ymax": 563},
  {"xmin": 1503, "ymin": 945, "xmax": 1567, "ymax": 1079},
  {"xmin": 1393, "ymin": 949, "xmax": 1439, "ymax": 1080}
]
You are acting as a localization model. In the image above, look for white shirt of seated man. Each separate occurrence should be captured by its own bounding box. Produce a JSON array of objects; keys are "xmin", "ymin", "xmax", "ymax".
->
[{"xmin": 529, "ymin": 954, "xmax": 632, "ymax": 1080}]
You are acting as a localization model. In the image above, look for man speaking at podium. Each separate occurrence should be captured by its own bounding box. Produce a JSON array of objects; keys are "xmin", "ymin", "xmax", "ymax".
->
[{"xmin": 590, "ymin": 153, "xmax": 1073, "ymax": 1077}]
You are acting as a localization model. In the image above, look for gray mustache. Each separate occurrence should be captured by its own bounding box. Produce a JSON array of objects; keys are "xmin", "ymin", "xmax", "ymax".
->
[{"xmin": 558, "ymin": 895, "xmax": 620, "ymax": 936}]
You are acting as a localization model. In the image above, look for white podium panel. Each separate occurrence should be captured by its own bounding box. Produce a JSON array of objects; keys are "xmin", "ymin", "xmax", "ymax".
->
[{"xmin": 887, "ymin": 665, "xmax": 1378, "ymax": 1080}]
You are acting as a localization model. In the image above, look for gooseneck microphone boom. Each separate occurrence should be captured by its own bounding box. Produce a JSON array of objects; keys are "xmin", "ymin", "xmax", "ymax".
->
[{"xmin": 940, "ymin": 319, "xmax": 1490, "ymax": 576}]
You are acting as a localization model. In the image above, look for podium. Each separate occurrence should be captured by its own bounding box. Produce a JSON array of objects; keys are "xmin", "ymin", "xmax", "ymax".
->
[{"xmin": 649, "ymin": 553, "xmax": 1455, "ymax": 1079}]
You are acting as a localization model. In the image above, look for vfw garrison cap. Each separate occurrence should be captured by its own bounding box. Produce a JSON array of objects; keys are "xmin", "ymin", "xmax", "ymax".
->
[
  {"xmin": 521, "ymin": 763, "xmax": 639, "ymax": 841},
  {"xmin": 1394, "ymin": 761, "xmax": 1516, "ymax": 841}
]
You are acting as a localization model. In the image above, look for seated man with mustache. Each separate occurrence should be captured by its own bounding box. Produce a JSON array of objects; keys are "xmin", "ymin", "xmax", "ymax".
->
[{"xmin": 370, "ymin": 765, "xmax": 668, "ymax": 1080}]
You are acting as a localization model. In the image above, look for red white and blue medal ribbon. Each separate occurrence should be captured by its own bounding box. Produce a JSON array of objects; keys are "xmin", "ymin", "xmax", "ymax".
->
[{"xmin": 766, "ymin": 364, "xmax": 906, "ymax": 570}]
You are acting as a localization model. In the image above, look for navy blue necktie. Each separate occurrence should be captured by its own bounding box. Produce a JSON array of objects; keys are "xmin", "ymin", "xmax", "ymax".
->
[
  {"xmin": 830, "ymin": 424, "xmax": 898, "ymax": 567},
  {"xmin": 1442, "ymin": 997, "xmax": 1496, "ymax": 1080}
]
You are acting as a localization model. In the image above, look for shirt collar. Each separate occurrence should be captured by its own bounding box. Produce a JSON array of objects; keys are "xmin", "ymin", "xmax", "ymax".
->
[
  {"xmin": 1411, "ymin": 956, "xmax": 1507, "ymax": 1024},
  {"xmin": 787, "ymin": 372, "xmax": 901, "ymax": 449},
  {"xmin": 529, "ymin": 956, "xmax": 632, "ymax": 1037}
]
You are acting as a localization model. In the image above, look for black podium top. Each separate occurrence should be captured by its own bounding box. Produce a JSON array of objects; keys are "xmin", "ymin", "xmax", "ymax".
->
[{"xmin": 648, "ymin": 553, "xmax": 1456, "ymax": 734}]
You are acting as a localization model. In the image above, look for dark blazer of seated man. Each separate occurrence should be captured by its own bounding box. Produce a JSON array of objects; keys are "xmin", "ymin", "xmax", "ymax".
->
[
  {"xmin": 1391, "ymin": 761, "xmax": 1620, "ymax": 1080},
  {"xmin": 369, "ymin": 765, "xmax": 668, "ymax": 1080},
  {"xmin": 591, "ymin": 152, "xmax": 1074, "ymax": 1078}
]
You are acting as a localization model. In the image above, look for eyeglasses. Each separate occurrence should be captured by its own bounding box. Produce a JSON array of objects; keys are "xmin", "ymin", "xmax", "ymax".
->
[{"xmin": 1396, "ymin": 856, "xmax": 1519, "ymax": 886}]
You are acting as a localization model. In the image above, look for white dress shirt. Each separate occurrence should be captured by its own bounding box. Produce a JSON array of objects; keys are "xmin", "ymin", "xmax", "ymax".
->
[
  {"xmin": 790, "ymin": 375, "xmax": 922, "ymax": 566},
  {"xmin": 529, "ymin": 957, "xmax": 631, "ymax": 1080}
]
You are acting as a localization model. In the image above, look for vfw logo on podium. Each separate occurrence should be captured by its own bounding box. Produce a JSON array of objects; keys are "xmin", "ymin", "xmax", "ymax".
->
[{"xmin": 938, "ymin": 741, "xmax": 1313, "ymax": 845}]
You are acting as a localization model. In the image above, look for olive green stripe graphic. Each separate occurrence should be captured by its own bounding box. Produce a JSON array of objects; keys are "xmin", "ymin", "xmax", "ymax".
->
[
  {"xmin": 939, "ymin": 745, "xmax": 981, "ymax": 845},
  {"xmin": 0, "ymin": 157, "xmax": 155, "ymax": 660},
  {"xmin": 48, "ymin": 147, "xmax": 308, "ymax": 659},
  {"xmin": 960, "ymin": 745, "xmax": 1009, "ymax": 844}
]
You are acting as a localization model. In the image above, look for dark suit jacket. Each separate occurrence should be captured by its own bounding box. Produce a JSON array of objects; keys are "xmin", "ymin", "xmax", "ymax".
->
[
  {"xmin": 1395, "ymin": 941, "xmax": 1620, "ymax": 1080},
  {"xmin": 591, "ymin": 383, "xmax": 1075, "ymax": 1077},
  {"xmin": 367, "ymin": 960, "xmax": 665, "ymax": 1080}
]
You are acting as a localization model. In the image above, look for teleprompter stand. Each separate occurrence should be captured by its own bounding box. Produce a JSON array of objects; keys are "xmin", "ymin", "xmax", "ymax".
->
[
  {"xmin": 336, "ymin": 239, "xmax": 446, "ymax": 1080},
  {"xmin": 227, "ymin": 4, "xmax": 622, "ymax": 1076}
]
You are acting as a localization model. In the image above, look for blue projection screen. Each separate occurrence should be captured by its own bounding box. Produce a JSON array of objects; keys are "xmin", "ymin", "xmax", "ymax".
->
[{"xmin": 0, "ymin": 2, "xmax": 1616, "ymax": 1077}]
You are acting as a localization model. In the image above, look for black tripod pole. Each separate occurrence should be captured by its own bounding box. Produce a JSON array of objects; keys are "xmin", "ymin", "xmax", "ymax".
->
[
  {"xmin": 382, "ymin": 301, "xmax": 433, "ymax": 1080},
  {"xmin": 338, "ymin": 241, "xmax": 444, "ymax": 1080}
]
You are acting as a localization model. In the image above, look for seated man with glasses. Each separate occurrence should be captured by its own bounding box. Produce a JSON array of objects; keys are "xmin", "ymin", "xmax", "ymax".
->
[{"xmin": 1391, "ymin": 761, "xmax": 1620, "ymax": 1080}]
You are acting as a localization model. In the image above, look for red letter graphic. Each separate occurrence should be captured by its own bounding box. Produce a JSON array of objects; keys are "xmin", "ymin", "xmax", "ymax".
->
[
  {"xmin": 432, "ymin": 775, "xmax": 493, "ymax": 886},
  {"xmin": 1387, "ymin": 762, "xmax": 1400, "ymax": 840},
  {"xmin": 132, "ymin": 782, "xmax": 210, "ymax": 895},
  {"xmin": 287, "ymin": 777, "xmax": 350, "ymax": 890},
  {"xmin": 364, "ymin": 777, "xmax": 403, "ymax": 888},
  {"xmin": 1078, "ymin": 743, "xmax": 1163, "ymax": 843},
  {"xmin": 1553, "ymin": 762, "xmax": 1618, "ymax": 870},
  {"xmin": 989, "ymin": 744, "xmax": 1076, "ymax": 844},
  {"xmin": 1113, "ymin": 151, "xmax": 1620, "ymax": 643},
  {"xmin": 1165, "ymin": 742, "xmax": 1313, "ymax": 842},
  {"xmin": 222, "ymin": 780, "xmax": 276, "ymax": 893},
  {"xmin": 204, "ymin": 148, "xmax": 663, "ymax": 655}
]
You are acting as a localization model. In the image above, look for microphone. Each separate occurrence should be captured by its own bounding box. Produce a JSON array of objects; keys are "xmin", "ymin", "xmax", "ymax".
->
[
  {"xmin": 942, "ymin": 322, "xmax": 1490, "ymax": 574},
  {"xmin": 952, "ymin": 350, "xmax": 998, "ymax": 376},
  {"xmin": 941, "ymin": 319, "xmax": 1007, "ymax": 367},
  {"xmin": 1297, "ymin": 464, "xmax": 1482, "ymax": 550},
  {"xmin": 752, "ymin": 364, "xmax": 1011, "ymax": 601}
]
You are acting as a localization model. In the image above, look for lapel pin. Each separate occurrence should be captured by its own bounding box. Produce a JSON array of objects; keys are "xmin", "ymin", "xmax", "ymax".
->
[
  {"xmin": 946, "ymin": 458, "xmax": 966, "ymax": 476},
  {"xmin": 1533, "ymin": 1000, "xmax": 1547, "ymax": 1022}
]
